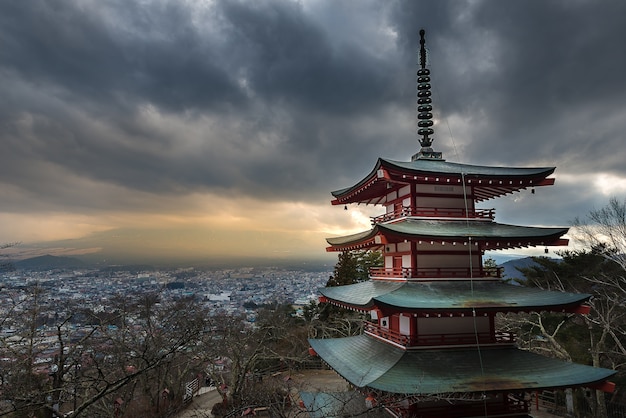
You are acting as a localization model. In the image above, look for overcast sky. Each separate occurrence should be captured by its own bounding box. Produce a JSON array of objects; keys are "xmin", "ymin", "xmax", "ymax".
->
[{"xmin": 1, "ymin": 0, "xmax": 625, "ymax": 265}]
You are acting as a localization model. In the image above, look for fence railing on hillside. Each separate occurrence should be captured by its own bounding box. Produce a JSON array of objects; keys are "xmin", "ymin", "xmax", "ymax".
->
[
  {"xmin": 607, "ymin": 402, "xmax": 626, "ymax": 418},
  {"xmin": 534, "ymin": 390, "xmax": 626, "ymax": 418},
  {"xmin": 183, "ymin": 378, "xmax": 199, "ymax": 404}
]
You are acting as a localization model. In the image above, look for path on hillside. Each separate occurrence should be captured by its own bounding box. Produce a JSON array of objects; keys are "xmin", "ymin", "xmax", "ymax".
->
[
  {"xmin": 176, "ymin": 386, "xmax": 222, "ymax": 418},
  {"xmin": 175, "ymin": 370, "xmax": 347, "ymax": 417},
  {"xmin": 174, "ymin": 370, "xmax": 561, "ymax": 418}
]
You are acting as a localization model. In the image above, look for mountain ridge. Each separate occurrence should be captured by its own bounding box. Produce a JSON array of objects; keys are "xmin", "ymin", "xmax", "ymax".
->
[{"xmin": 13, "ymin": 254, "xmax": 87, "ymax": 271}]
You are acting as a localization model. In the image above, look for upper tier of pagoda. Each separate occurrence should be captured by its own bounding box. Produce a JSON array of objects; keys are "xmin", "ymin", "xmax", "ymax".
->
[{"xmin": 331, "ymin": 157, "xmax": 556, "ymax": 206}]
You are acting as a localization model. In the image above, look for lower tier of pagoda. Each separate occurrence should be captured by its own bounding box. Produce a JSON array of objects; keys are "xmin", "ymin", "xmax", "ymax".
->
[{"xmin": 308, "ymin": 334, "xmax": 616, "ymax": 396}]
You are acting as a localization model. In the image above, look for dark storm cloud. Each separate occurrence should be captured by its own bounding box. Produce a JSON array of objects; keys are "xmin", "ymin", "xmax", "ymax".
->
[
  {"xmin": 0, "ymin": 1, "xmax": 243, "ymax": 111},
  {"xmin": 1, "ymin": 0, "xmax": 625, "ymax": 220},
  {"xmin": 0, "ymin": 0, "xmax": 408, "ymax": 211},
  {"xmin": 392, "ymin": 1, "xmax": 626, "ymax": 171},
  {"xmin": 218, "ymin": 1, "xmax": 396, "ymax": 113}
]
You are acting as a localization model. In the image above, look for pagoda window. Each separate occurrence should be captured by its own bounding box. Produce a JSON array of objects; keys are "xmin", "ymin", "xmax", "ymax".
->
[
  {"xmin": 384, "ymin": 255, "xmax": 393, "ymax": 270},
  {"xmin": 416, "ymin": 316, "xmax": 491, "ymax": 334},
  {"xmin": 390, "ymin": 315, "xmax": 400, "ymax": 332},
  {"xmin": 414, "ymin": 251, "xmax": 483, "ymax": 279},
  {"xmin": 399, "ymin": 314, "xmax": 411, "ymax": 336},
  {"xmin": 413, "ymin": 184, "xmax": 478, "ymax": 218},
  {"xmin": 402, "ymin": 255, "xmax": 412, "ymax": 269},
  {"xmin": 417, "ymin": 195, "xmax": 473, "ymax": 210},
  {"xmin": 417, "ymin": 253, "xmax": 480, "ymax": 268},
  {"xmin": 394, "ymin": 201, "xmax": 403, "ymax": 215},
  {"xmin": 398, "ymin": 185, "xmax": 411, "ymax": 198},
  {"xmin": 384, "ymin": 243, "xmax": 411, "ymax": 255},
  {"xmin": 380, "ymin": 316, "xmax": 389, "ymax": 329},
  {"xmin": 402, "ymin": 197, "xmax": 411, "ymax": 213},
  {"xmin": 380, "ymin": 254, "xmax": 412, "ymax": 279},
  {"xmin": 416, "ymin": 183, "xmax": 467, "ymax": 196},
  {"xmin": 416, "ymin": 316, "xmax": 493, "ymax": 346},
  {"xmin": 393, "ymin": 256, "xmax": 402, "ymax": 272},
  {"xmin": 397, "ymin": 242, "xmax": 411, "ymax": 252}
]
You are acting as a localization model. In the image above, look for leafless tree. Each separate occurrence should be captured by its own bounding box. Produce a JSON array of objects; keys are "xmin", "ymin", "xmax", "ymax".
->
[
  {"xmin": 500, "ymin": 246, "xmax": 626, "ymax": 414},
  {"xmin": 0, "ymin": 287, "xmax": 211, "ymax": 418},
  {"xmin": 573, "ymin": 196, "xmax": 626, "ymax": 270},
  {"xmin": 0, "ymin": 242, "xmax": 19, "ymax": 272}
]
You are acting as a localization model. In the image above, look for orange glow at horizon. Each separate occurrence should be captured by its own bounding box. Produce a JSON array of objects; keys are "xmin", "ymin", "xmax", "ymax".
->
[{"xmin": 0, "ymin": 193, "xmax": 378, "ymax": 262}]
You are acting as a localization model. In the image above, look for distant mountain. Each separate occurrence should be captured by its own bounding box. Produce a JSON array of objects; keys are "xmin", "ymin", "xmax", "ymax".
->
[
  {"xmin": 14, "ymin": 254, "xmax": 87, "ymax": 271},
  {"xmin": 499, "ymin": 256, "xmax": 560, "ymax": 282}
]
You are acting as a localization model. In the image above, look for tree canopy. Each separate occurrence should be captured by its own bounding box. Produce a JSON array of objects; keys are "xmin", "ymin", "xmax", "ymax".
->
[{"xmin": 326, "ymin": 250, "xmax": 382, "ymax": 287}]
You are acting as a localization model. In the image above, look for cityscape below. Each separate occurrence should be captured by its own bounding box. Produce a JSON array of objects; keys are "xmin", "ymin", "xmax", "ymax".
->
[{"xmin": 1, "ymin": 256, "xmax": 333, "ymax": 329}]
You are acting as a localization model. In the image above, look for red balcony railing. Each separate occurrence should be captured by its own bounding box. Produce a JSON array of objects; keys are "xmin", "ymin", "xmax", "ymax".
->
[
  {"xmin": 364, "ymin": 322, "xmax": 410, "ymax": 346},
  {"xmin": 364, "ymin": 321, "xmax": 516, "ymax": 348},
  {"xmin": 371, "ymin": 207, "xmax": 495, "ymax": 224},
  {"xmin": 369, "ymin": 267, "xmax": 502, "ymax": 280}
]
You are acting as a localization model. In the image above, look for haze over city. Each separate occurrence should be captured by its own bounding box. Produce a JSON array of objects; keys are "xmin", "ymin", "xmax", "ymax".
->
[{"xmin": 1, "ymin": 1, "xmax": 626, "ymax": 265}]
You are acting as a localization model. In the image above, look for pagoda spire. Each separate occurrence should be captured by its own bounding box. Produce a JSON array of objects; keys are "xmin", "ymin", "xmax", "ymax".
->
[{"xmin": 412, "ymin": 29, "xmax": 443, "ymax": 161}]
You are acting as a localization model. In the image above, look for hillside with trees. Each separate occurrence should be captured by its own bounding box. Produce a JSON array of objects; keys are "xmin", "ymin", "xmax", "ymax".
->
[{"xmin": 499, "ymin": 198, "xmax": 626, "ymax": 416}]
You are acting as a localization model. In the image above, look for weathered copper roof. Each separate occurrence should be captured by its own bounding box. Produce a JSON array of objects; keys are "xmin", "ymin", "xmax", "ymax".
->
[
  {"xmin": 319, "ymin": 280, "xmax": 590, "ymax": 313},
  {"xmin": 308, "ymin": 335, "xmax": 616, "ymax": 394},
  {"xmin": 331, "ymin": 158, "xmax": 556, "ymax": 204},
  {"xmin": 384, "ymin": 159, "xmax": 555, "ymax": 177},
  {"xmin": 326, "ymin": 219, "xmax": 568, "ymax": 251}
]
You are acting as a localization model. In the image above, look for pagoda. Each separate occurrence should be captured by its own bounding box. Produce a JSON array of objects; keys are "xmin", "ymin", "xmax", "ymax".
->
[{"xmin": 308, "ymin": 30, "xmax": 616, "ymax": 418}]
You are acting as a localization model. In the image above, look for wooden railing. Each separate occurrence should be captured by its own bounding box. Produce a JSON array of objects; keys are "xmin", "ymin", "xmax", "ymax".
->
[
  {"xmin": 371, "ymin": 207, "xmax": 495, "ymax": 224},
  {"xmin": 414, "ymin": 331, "xmax": 516, "ymax": 346},
  {"xmin": 364, "ymin": 322, "xmax": 516, "ymax": 347},
  {"xmin": 364, "ymin": 322, "xmax": 410, "ymax": 346},
  {"xmin": 369, "ymin": 266, "xmax": 503, "ymax": 280}
]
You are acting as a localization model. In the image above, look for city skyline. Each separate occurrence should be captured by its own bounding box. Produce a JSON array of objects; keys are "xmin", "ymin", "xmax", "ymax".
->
[{"xmin": 2, "ymin": 1, "xmax": 626, "ymax": 264}]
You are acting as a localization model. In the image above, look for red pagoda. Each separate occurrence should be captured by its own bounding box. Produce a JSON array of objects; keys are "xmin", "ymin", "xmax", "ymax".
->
[{"xmin": 308, "ymin": 30, "xmax": 616, "ymax": 418}]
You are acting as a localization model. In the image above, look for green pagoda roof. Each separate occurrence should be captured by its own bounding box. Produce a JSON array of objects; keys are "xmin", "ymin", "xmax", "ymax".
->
[
  {"xmin": 308, "ymin": 335, "xmax": 616, "ymax": 394},
  {"xmin": 381, "ymin": 158, "xmax": 555, "ymax": 177},
  {"xmin": 319, "ymin": 280, "xmax": 590, "ymax": 314},
  {"xmin": 331, "ymin": 158, "xmax": 556, "ymax": 205},
  {"xmin": 326, "ymin": 219, "xmax": 568, "ymax": 251}
]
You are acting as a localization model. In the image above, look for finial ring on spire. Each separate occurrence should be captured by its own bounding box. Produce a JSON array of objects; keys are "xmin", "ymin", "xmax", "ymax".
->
[{"xmin": 411, "ymin": 29, "xmax": 443, "ymax": 161}]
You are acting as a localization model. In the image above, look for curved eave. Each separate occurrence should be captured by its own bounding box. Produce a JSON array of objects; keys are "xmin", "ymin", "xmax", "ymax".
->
[
  {"xmin": 319, "ymin": 280, "xmax": 591, "ymax": 314},
  {"xmin": 326, "ymin": 228, "xmax": 381, "ymax": 252},
  {"xmin": 330, "ymin": 159, "xmax": 388, "ymax": 206},
  {"xmin": 331, "ymin": 159, "xmax": 556, "ymax": 205},
  {"xmin": 309, "ymin": 335, "xmax": 616, "ymax": 395},
  {"xmin": 326, "ymin": 220, "xmax": 569, "ymax": 252}
]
